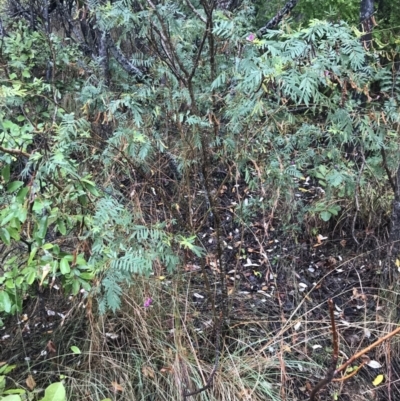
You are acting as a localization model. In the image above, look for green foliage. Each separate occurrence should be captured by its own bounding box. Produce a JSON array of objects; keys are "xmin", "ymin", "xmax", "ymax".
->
[
  {"xmin": 0, "ymin": 364, "xmax": 66, "ymax": 401},
  {"xmin": 2, "ymin": 0, "xmax": 400, "ymax": 316}
]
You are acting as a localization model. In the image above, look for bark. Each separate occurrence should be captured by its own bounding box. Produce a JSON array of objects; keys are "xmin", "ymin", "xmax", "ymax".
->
[
  {"xmin": 360, "ymin": 0, "xmax": 374, "ymax": 48},
  {"xmin": 390, "ymin": 166, "xmax": 400, "ymax": 249},
  {"xmin": 258, "ymin": 0, "xmax": 300, "ymax": 35}
]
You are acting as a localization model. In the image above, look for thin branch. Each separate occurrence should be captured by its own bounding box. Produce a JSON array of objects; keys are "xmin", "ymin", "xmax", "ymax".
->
[
  {"xmin": 182, "ymin": 313, "xmax": 223, "ymax": 399},
  {"xmin": 309, "ymin": 299, "xmax": 338, "ymax": 401},
  {"xmin": 352, "ymin": 149, "xmax": 366, "ymax": 245},
  {"xmin": 0, "ymin": 145, "xmax": 30, "ymax": 158},
  {"xmin": 381, "ymin": 148, "xmax": 397, "ymax": 195},
  {"xmin": 146, "ymin": 0, "xmax": 190, "ymax": 80},
  {"xmin": 184, "ymin": 0, "xmax": 206, "ymax": 23},
  {"xmin": 107, "ymin": 34, "xmax": 144, "ymax": 79},
  {"xmin": 335, "ymin": 325, "xmax": 400, "ymax": 375},
  {"xmin": 258, "ymin": 0, "xmax": 300, "ymax": 36},
  {"xmin": 188, "ymin": 21, "xmax": 209, "ymax": 82}
]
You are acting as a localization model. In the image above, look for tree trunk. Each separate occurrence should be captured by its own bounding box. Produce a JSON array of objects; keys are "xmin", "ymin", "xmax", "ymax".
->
[
  {"xmin": 390, "ymin": 166, "xmax": 400, "ymax": 251},
  {"xmin": 360, "ymin": 0, "xmax": 374, "ymax": 48}
]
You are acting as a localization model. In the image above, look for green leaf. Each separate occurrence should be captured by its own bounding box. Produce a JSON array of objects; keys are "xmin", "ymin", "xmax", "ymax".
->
[
  {"xmin": 320, "ymin": 211, "xmax": 332, "ymax": 221},
  {"xmin": 36, "ymin": 215, "xmax": 49, "ymax": 239},
  {"xmin": 7, "ymin": 181, "xmax": 24, "ymax": 192},
  {"xmin": 5, "ymin": 279, "xmax": 15, "ymax": 289},
  {"xmin": 16, "ymin": 186, "xmax": 29, "ymax": 203},
  {"xmin": 78, "ymin": 194, "xmax": 88, "ymax": 206},
  {"xmin": 57, "ymin": 220, "xmax": 66, "ymax": 235},
  {"xmin": 38, "ymin": 382, "xmax": 66, "ymax": 401},
  {"xmin": 59, "ymin": 258, "xmax": 70, "ymax": 274},
  {"xmin": 72, "ymin": 280, "xmax": 80, "ymax": 295},
  {"xmin": 0, "ymin": 227, "xmax": 11, "ymax": 245},
  {"xmin": 25, "ymin": 269, "xmax": 36, "ymax": 285},
  {"xmin": 70, "ymin": 346, "xmax": 81, "ymax": 354},
  {"xmin": 28, "ymin": 247, "xmax": 38, "ymax": 265},
  {"xmin": 16, "ymin": 207, "xmax": 28, "ymax": 223},
  {"xmin": 0, "ymin": 290, "xmax": 12, "ymax": 313},
  {"xmin": 8, "ymin": 227, "xmax": 20, "ymax": 241},
  {"xmin": 0, "ymin": 395, "xmax": 22, "ymax": 401},
  {"xmin": 2, "ymin": 389, "xmax": 25, "ymax": 395},
  {"xmin": 1, "ymin": 165, "xmax": 10, "ymax": 181},
  {"xmin": 32, "ymin": 199, "xmax": 45, "ymax": 212}
]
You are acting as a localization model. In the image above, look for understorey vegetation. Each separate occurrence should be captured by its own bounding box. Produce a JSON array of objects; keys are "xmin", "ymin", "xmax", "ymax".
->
[{"xmin": 1, "ymin": 0, "xmax": 400, "ymax": 400}]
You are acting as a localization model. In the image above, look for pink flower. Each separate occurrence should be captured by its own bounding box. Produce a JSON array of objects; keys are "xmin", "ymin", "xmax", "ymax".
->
[
  {"xmin": 246, "ymin": 33, "xmax": 256, "ymax": 42},
  {"xmin": 144, "ymin": 297, "xmax": 153, "ymax": 308}
]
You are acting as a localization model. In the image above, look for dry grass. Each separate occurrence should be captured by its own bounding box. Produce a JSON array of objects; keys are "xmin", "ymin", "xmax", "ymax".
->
[{"xmin": 2, "ymin": 250, "xmax": 400, "ymax": 401}]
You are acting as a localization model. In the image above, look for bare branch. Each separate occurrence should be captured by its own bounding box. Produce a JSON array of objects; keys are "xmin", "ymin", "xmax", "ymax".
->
[
  {"xmin": 309, "ymin": 299, "xmax": 338, "ymax": 401},
  {"xmin": 106, "ymin": 35, "xmax": 144, "ymax": 79},
  {"xmin": 0, "ymin": 145, "xmax": 30, "ymax": 158},
  {"xmin": 258, "ymin": 0, "xmax": 300, "ymax": 35},
  {"xmin": 184, "ymin": 0, "xmax": 206, "ymax": 23}
]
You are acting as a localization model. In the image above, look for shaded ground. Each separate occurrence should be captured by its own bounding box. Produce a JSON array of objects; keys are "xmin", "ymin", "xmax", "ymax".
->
[{"xmin": 1, "ymin": 173, "xmax": 400, "ymax": 400}]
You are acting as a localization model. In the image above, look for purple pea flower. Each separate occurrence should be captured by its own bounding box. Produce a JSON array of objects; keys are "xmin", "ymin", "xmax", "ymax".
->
[
  {"xmin": 144, "ymin": 297, "xmax": 153, "ymax": 308},
  {"xmin": 246, "ymin": 33, "xmax": 256, "ymax": 42}
]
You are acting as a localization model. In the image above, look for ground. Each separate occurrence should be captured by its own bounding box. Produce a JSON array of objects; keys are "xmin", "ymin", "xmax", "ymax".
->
[{"xmin": 1, "ymin": 173, "xmax": 399, "ymax": 401}]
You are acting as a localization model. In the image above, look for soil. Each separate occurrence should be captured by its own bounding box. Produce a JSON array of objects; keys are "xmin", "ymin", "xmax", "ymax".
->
[{"xmin": 1, "ymin": 173, "xmax": 399, "ymax": 400}]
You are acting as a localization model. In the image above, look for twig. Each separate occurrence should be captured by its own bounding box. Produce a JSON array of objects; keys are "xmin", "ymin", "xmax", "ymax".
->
[
  {"xmin": 183, "ymin": 0, "xmax": 206, "ymax": 23},
  {"xmin": 352, "ymin": 149, "xmax": 366, "ymax": 245},
  {"xmin": 258, "ymin": 0, "xmax": 300, "ymax": 35},
  {"xmin": 310, "ymin": 318, "xmax": 400, "ymax": 400},
  {"xmin": 182, "ymin": 313, "xmax": 223, "ymax": 399},
  {"xmin": 309, "ymin": 299, "xmax": 338, "ymax": 401},
  {"xmin": 381, "ymin": 148, "xmax": 397, "ymax": 195},
  {"xmin": 0, "ymin": 145, "xmax": 30, "ymax": 158},
  {"xmin": 335, "ymin": 325, "xmax": 400, "ymax": 375},
  {"xmin": 332, "ymin": 361, "xmax": 366, "ymax": 382}
]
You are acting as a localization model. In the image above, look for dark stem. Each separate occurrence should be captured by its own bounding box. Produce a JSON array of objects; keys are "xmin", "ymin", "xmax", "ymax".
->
[{"xmin": 309, "ymin": 299, "xmax": 338, "ymax": 401}]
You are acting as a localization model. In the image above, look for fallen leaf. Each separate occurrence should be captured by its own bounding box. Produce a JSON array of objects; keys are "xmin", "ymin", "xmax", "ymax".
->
[
  {"xmin": 47, "ymin": 340, "xmax": 56, "ymax": 353},
  {"xmin": 142, "ymin": 365, "xmax": 155, "ymax": 379},
  {"xmin": 160, "ymin": 366, "xmax": 174, "ymax": 374},
  {"xmin": 312, "ymin": 345, "xmax": 322, "ymax": 350},
  {"xmin": 70, "ymin": 346, "xmax": 81, "ymax": 354},
  {"xmin": 111, "ymin": 381, "xmax": 124, "ymax": 392},
  {"xmin": 26, "ymin": 374, "xmax": 36, "ymax": 390},
  {"xmin": 367, "ymin": 360, "xmax": 382, "ymax": 369},
  {"xmin": 40, "ymin": 264, "xmax": 51, "ymax": 286},
  {"xmin": 372, "ymin": 374, "xmax": 384, "ymax": 386}
]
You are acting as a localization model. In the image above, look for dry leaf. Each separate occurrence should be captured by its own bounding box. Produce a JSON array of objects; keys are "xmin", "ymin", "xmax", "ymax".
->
[
  {"xmin": 142, "ymin": 365, "xmax": 155, "ymax": 379},
  {"xmin": 367, "ymin": 360, "xmax": 382, "ymax": 369},
  {"xmin": 111, "ymin": 381, "xmax": 124, "ymax": 393},
  {"xmin": 46, "ymin": 340, "xmax": 56, "ymax": 353},
  {"xmin": 26, "ymin": 374, "xmax": 36, "ymax": 390},
  {"xmin": 160, "ymin": 366, "xmax": 174, "ymax": 374},
  {"xmin": 372, "ymin": 374, "xmax": 384, "ymax": 386},
  {"xmin": 40, "ymin": 264, "xmax": 51, "ymax": 286},
  {"xmin": 314, "ymin": 234, "xmax": 328, "ymax": 247}
]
